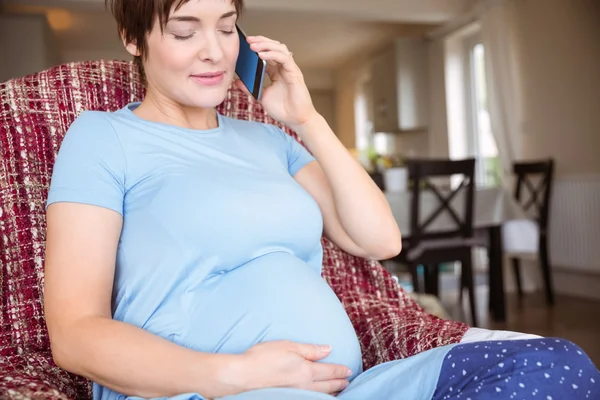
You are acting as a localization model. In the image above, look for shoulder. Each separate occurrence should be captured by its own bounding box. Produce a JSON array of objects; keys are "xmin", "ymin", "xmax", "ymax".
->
[
  {"xmin": 58, "ymin": 110, "xmax": 125, "ymax": 166},
  {"xmin": 70, "ymin": 110, "xmax": 114, "ymax": 128},
  {"xmin": 63, "ymin": 109, "xmax": 130, "ymax": 147},
  {"xmin": 65, "ymin": 110, "xmax": 119, "ymax": 141}
]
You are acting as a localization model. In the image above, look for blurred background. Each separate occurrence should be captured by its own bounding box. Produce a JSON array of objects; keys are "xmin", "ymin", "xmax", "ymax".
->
[{"xmin": 1, "ymin": 0, "xmax": 599, "ymax": 362}]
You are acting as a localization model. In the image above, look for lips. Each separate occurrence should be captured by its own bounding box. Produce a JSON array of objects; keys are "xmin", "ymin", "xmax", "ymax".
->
[{"xmin": 191, "ymin": 72, "xmax": 225, "ymax": 86}]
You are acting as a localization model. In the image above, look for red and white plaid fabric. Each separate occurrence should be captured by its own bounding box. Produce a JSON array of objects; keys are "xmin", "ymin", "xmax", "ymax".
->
[{"xmin": 0, "ymin": 60, "xmax": 469, "ymax": 399}]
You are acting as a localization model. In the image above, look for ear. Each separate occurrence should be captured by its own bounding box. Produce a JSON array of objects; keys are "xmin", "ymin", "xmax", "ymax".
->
[
  {"xmin": 121, "ymin": 33, "xmax": 141, "ymax": 57},
  {"xmin": 125, "ymin": 42, "xmax": 141, "ymax": 57}
]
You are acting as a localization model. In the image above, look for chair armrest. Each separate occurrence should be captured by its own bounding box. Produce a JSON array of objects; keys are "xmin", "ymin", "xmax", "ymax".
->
[
  {"xmin": 0, "ymin": 352, "xmax": 91, "ymax": 400},
  {"xmin": 340, "ymin": 292, "xmax": 469, "ymax": 370}
]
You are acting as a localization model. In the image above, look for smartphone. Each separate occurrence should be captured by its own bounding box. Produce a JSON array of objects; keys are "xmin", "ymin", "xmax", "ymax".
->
[{"xmin": 235, "ymin": 24, "xmax": 267, "ymax": 100}]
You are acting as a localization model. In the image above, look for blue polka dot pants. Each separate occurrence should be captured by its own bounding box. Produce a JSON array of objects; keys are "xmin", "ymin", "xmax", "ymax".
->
[{"xmin": 433, "ymin": 338, "xmax": 599, "ymax": 399}]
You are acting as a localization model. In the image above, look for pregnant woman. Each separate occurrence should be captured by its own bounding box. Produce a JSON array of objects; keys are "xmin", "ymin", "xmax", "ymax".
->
[{"xmin": 43, "ymin": 0, "xmax": 599, "ymax": 399}]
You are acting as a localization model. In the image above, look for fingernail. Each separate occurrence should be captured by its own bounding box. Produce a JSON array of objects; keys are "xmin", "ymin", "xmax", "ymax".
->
[
  {"xmin": 320, "ymin": 345, "xmax": 332, "ymax": 352},
  {"xmin": 345, "ymin": 369, "xmax": 353, "ymax": 377}
]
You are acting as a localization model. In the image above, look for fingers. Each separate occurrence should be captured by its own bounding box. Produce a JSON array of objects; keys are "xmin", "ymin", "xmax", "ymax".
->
[
  {"xmin": 249, "ymin": 40, "xmax": 290, "ymax": 56},
  {"xmin": 257, "ymin": 51, "xmax": 293, "ymax": 66},
  {"xmin": 246, "ymin": 35, "xmax": 280, "ymax": 45},
  {"xmin": 310, "ymin": 361, "xmax": 353, "ymax": 381},
  {"xmin": 309, "ymin": 379, "xmax": 350, "ymax": 395},
  {"xmin": 253, "ymin": 46, "xmax": 294, "ymax": 70},
  {"xmin": 247, "ymin": 37, "xmax": 297, "ymax": 74},
  {"xmin": 293, "ymin": 343, "xmax": 332, "ymax": 361}
]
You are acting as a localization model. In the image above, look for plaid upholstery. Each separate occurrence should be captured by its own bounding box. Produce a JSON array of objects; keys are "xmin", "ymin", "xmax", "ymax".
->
[{"xmin": 0, "ymin": 60, "xmax": 469, "ymax": 399}]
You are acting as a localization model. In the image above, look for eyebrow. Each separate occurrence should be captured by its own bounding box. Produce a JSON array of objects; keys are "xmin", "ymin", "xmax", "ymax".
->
[{"xmin": 168, "ymin": 11, "xmax": 237, "ymax": 23}]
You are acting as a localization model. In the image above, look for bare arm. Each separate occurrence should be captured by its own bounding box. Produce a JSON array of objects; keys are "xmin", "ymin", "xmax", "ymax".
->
[
  {"xmin": 293, "ymin": 114, "xmax": 402, "ymax": 260},
  {"xmin": 44, "ymin": 203, "xmax": 239, "ymax": 398}
]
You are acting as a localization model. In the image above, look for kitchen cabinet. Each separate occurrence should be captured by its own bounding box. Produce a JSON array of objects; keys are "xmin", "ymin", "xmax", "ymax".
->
[{"xmin": 370, "ymin": 37, "xmax": 429, "ymax": 133}]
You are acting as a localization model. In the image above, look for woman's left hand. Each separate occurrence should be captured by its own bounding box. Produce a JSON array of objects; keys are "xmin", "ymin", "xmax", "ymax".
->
[{"xmin": 234, "ymin": 36, "xmax": 318, "ymax": 131}]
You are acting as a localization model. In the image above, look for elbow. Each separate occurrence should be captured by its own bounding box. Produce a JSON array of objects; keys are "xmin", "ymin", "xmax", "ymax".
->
[
  {"xmin": 47, "ymin": 319, "xmax": 70, "ymax": 370},
  {"xmin": 50, "ymin": 335, "xmax": 74, "ymax": 372},
  {"xmin": 370, "ymin": 218, "xmax": 403, "ymax": 260},
  {"xmin": 369, "ymin": 233, "xmax": 402, "ymax": 261},
  {"xmin": 48, "ymin": 323, "xmax": 84, "ymax": 374},
  {"xmin": 378, "ymin": 241, "xmax": 403, "ymax": 261},
  {"xmin": 51, "ymin": 347, "xmax": 68, "ymax": 372}
]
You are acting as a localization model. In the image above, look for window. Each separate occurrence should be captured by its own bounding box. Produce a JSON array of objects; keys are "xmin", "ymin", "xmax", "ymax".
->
[
  {"xmin": 467, "ymin": 40, "xmax": 500, "ymax": 187},
  {"xmin": 446, "ymin": 25, "xmax": 500, "ymax": 188},
  {"xmin": 354, "ymin": 76, "xmax": 372, "ymax": 155}
]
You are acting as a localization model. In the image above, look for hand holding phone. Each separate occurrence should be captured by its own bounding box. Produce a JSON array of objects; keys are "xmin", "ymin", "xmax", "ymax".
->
[
  {"xmin": 235, "ymin": 30, "xmax": 317, "ymax": 130},
  {"xmin": 235, "ymin": 24, "xmax": 267, "ymax": 100}
]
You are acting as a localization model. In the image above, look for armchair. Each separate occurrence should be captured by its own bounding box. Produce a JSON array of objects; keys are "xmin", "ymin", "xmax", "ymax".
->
[{"xmin": 0, "ymin": 61, "xmax": 469, "ymax": 399}]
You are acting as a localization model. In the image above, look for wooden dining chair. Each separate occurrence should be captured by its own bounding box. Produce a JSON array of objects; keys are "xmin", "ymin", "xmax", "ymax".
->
[
  {"xmin": 507, "ymin": 159, "xmax": 555, "ymax": 305},
  {"xmin": 395, "ymin": 158, "xmax": 480, "ymax": 326}
]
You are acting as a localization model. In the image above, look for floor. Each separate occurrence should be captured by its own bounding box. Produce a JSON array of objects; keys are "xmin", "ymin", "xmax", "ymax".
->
[
  {"xmin": 439, "ymin": 283, "xmax": 600, "ymax": 368},
  {"xmin": 383, "ymin": 261, "xmax": 600, "ymax": 368}
]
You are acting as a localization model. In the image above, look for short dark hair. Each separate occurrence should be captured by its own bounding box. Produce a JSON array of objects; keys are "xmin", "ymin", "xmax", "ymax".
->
[{"xmin": 106, "ymin": 0, "xmax": 244, "ymax": 83}]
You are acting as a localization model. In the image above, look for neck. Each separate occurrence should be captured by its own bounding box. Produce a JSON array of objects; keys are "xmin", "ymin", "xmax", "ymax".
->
[{"xmin": 134, "ymin": 88, "xmax": 218, "ymax": 131}]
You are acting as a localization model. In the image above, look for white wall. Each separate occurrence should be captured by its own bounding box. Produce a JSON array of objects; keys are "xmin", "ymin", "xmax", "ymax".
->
[
  {"xmin": 310, "ymin": 89, "xmax": 336, "ymax": 132},
  {"xmin": 303, "ymin": 69, "xmax": 334, "ymax": 91},
  {"xmin": 0, "ymin": 13, "xmax": 61, "ymax": 81},
  {"xmin": 427, "ymin": 0, "xmax": 600, "ymax": 176},
  {"xmin": 514, "ymin": 0, "xmax": 600, "ymax": 175}
]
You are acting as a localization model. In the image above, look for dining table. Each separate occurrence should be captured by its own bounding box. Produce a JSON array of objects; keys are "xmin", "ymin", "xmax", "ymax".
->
[{"xmin": 384, "ymin": 186, "xmax": 535, "ymax": 323}]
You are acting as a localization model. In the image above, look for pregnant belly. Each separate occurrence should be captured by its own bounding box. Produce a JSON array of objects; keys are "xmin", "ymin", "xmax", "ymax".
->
[{"xmin": 180, "ymin": 252, "xmax": 363, "ymax": 377}]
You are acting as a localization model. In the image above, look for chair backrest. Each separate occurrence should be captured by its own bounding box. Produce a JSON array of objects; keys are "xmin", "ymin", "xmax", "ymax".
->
[
  {"xmin": 513, "ymin": 159, "xmax": 554, "ymax": 232},
  {"xmin": 406, "ymin": 158, "xmax": 476, "ymax": 246},
  {"xmin": 0, "ymin": 61, "xmax": 143, "ymax": 359}
]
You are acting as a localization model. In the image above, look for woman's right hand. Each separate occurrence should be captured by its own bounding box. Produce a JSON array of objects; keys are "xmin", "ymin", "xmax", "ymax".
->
[{"xmin": 236, "ymin": 340, "xmax": 352, "ymax": 395}]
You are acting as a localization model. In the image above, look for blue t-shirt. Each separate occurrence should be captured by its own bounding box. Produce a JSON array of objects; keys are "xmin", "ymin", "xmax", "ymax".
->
[{"xmin": 47, "ymin": 103, "xmax": 364, "ymax": 400}]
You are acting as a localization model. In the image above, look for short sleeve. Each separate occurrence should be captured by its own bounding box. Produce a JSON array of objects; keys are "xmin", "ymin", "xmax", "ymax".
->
[
  {"xmin": 268, "ymin": 125, "xmax": 315, "ymax": 176},
  {"xmin": 46, "ymin": 111, "xmax": 126, "ymax": 215}
]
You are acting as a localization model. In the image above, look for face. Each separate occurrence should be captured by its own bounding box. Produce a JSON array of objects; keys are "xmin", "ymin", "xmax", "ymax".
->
[{"xmin": 126, "ymin": 0, "xmax": 240, "ymax": 109}]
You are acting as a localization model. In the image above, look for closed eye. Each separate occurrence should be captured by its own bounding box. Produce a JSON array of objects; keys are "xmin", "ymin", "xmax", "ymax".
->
[{"xmin": 174, "ymin": 33, "xmax": 195, "ymax": 40}]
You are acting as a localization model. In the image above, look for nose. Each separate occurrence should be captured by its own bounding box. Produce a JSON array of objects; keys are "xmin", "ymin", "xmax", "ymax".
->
[{"xmin": 198, "ymin": 31, "xmax": 225, "ymax": 63}]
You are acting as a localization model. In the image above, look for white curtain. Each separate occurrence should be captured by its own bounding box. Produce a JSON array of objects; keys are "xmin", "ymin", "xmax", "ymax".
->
[
  {"xmin": 479, "ymin": 0, "xmax": 540, "ymax": 290},
  {"xmin": 479, "ymin": 0, "xmax": 524, "ymax": 185}
]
